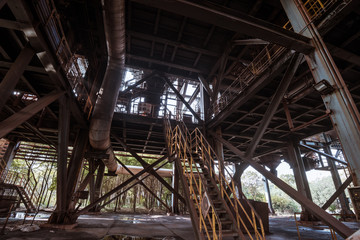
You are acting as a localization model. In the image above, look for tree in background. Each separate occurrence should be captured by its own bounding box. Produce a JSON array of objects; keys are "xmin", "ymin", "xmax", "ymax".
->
[{"xmin": 242, "ymin": 170, "xmax": 265, "ymax": 202}]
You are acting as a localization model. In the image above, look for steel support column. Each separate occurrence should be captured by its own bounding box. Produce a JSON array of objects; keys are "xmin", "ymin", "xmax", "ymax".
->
[
  {"xmin": 280, "ymin": 0, "xmax": 360, "ymax": 185},
  {"xmin": 287, "ymin": 139, "xmax": 312, "ymax": 202},
  {"xmin": 91, "ymin": 161, "xmax": 105, "ymax": 212},
  {"xmin": 65, "ymin": 129, "xmax": 89, "ymax": 215},
  {"xmin": 172, "ymin": 162, "xmax": 180, "ymax": 214},
  {"xmin": 0, "ymin": 45, "xmax": 35, "ymax": 112},
  {"xmin": 49, "ymin": 95, "xmax": 70, "ymax": 224},
  {"xmin": 0, "ymin": 140, "xmax": 17, "ymax": 177},
  {"xmin": 322, "ymin": 135, "xmax": 352, "ymax": 215},
  {"xmin": 214, "ymin": 127, "xmax": 225, "ymax": 177}
]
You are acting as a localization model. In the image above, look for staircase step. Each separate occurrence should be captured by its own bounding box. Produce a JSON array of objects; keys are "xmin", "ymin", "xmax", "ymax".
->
[
  {"xmin": 204, "ymin": 229, "xmax": 239, "ymax": 238},
  {"xmin": 205, "ymin": 218, "xmax": 233, "ymax": 226},
  {"xmin": 215, "ymin": 209, "xmax": 227, "ymax": 214}
]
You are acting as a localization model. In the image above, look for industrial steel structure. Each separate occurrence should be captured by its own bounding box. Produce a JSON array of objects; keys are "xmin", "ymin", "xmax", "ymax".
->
[{"xmin": 1, "ymin": 0, "xmax": 360, "ymax": 239}]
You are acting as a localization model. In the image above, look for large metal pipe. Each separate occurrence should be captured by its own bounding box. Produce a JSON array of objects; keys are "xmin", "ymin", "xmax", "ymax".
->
[{"xmin": 89, "ymin": 0, "xmax": 125, "ymax": 173}]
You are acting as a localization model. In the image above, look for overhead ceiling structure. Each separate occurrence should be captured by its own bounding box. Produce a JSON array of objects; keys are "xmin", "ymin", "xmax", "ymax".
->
[{"xmin": 1, "ymin": 0, "xmax": 360, "ymax": 238}]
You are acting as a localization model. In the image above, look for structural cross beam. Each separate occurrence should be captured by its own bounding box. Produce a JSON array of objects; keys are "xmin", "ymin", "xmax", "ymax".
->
[
  {"xmin": 131, "ymin": 0, "xmax": 314, "ymax": 54},
  {"xmin": 75, "ymin": 155, "xmax": 169, "ymax": 215},
  {"xmin": 112, "ymin": 134, "xmax": 186, "ymax": 204},
  {"xmin": 322, "ymin": 175, "xmax": 353, "ymax": 211},
  {"xmin": 245, "ymin": 53, "xmax": 303, "ymax": 158},
  {"xmin": 163, "ymin": 77, "xmax": 202, "ymax": 123},
  {"xmin": 212, "ymin": 134, "xmax": 354, "ymax": 238},
  {"xmin": 0, "ymin": 91, "xmax": 65, "ymax": 138},
  {"xmin": 115, "ymin": 158, "xmax": 171, "ymax": 211},
  {"xmin": 299, "ymin": 143, "xmax": 347, "ymax": 165}
]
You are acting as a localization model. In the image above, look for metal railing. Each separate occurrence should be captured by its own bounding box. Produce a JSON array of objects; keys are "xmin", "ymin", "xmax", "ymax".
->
[
  {"xmin": 165, "ymin": 117, "xmax": 222, "ymax": 240},
  {"xmin": 1, "ymin": 170, "xmax": 41, "ymax": 209},
  {"xmin": 212, "ymin": 0, "xmax": 340, "ymax": 116},
  {"xmin": 165, "ymin": 113, "xmax": 265, "ymax": 239},
  {"xmin": 33, "ymin": 0, "xmax": 93, "ymax": 117},
  {"xmin": 190, "ymin": 127, "xmax": 265, "ymax": 240},
  {"xmin": 294, "ymin": 212, "xmax": 338, "ymax": 240}
]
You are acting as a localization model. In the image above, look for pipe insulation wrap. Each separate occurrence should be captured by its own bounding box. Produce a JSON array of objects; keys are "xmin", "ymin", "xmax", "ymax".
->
[{"xmin": 89, "ymin": 0, "xmax": 125, "ymax": 173}]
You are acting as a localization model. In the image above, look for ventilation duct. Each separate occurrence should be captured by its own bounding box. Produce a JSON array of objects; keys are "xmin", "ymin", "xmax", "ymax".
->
[{"xmin": 89, "ymin": 0, "xmax": 125, "ymax": 174}]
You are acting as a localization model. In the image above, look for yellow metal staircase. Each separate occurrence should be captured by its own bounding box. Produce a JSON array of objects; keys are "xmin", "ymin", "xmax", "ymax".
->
[{"xmin": 164, "ymin": 117, "xmax": 265, "ymax": 240}]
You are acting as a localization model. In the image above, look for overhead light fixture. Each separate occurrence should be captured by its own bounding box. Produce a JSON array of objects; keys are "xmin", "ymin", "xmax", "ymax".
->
[{"xmin": 313, "ymin": 79, "xmax": 334, "ymax": 95}]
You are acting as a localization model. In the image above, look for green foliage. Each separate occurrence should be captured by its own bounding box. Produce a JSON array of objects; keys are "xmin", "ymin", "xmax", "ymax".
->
[
  {"xmin": 242, "ymin": 170, "xmax": 266, "ymax": 202},
  {"xmin": 272, "ymin": 194, "xmax": 300, "ymax": 213},
  {"xmin": 269, "ymin": 174, "xmax": 301, "ymax": 214},
  {"xmin": 309, "ymin": 176, "xmax": 336, "ymax": 206}
]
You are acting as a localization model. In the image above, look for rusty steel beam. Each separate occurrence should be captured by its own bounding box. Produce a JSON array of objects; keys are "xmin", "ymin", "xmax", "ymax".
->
[
  {"xmin": 245, "ymin": 53, "xmax": 302, "ymax": 158},
  {"xmin": 197, "ymin": 74, "xmax": 213, "ymax": 97},
  {"xmin": 0, "ymin": 18, "xmax": 32, "ymax": 31},
  {"xmin": 164, "ymin": 77, "xmax": 202, "ymax": 123},
  {"xmin": 281, "ymin": 0, "xmax": 360, "ymax": 187},
  {"xmin": 66, "ymin": 129, "xmax": 88, "ymax": 209},
  {"xmin": 131, "ymin": 0, "xmax": 313, "ymax": 54},
  {"xmin": 291, "ymin": 112, "xmax": 330, "ymax": 132},
  {"xmin": 0, "ymin": 0, "xmax": 7, "ymax": 9},
  {"xmin": 0, "ymin": 91, "xmax": 64, "ymax": 138},
  {"xmin": 7, "ymin": 0, "xmax": 87, "ymax": 126},
  {"xmin": 213, "ymin": 134, "xmax": 354, "ymax": 238},
  {"xmin": 129, "ymin": 31, "xmax": 219, "ymax": 57},
  {"xmin": 127, "ymin": 54, "xmax": 205, "ymax": 74},
  {"xmin": 99, "ymin": 159, "xmax": 171, "ymax": 210},
  {"xmin": 116, "ymin": 158, "xmax": 171, "ymax": 211},
  {"xmin": 298, "ymin": 143, "xmax": 347, "ymax": 165},
  {"xmin": 75, "ymin": 155, "xmax": 169, "ymax": 216},
  {"xmin": 322, "ymin": 176, "xmax": 353, "ymax": 211},
  {"xmin": 112, "ymin": 134, "xmax": 186, "ymax": 203},
  {"xmin": 0, "ymin": 45, "xmax": 35, "ymax": 112},
  {"xmin": 53, "ymin": 95, "xmax": 70, "ymax": 223},
  {"xmin": 4, "ymin": 105, "xmax": 57, "ymax": 147},
  {"xmin": 233, "ymin": 38, "xmax": 269, "ymax": 45},
  {"xmin": 207, "ymin": 50, "xmax": 293, "ymax": 128}
]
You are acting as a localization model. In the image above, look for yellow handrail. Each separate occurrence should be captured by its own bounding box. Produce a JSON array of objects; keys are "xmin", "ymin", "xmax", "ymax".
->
[
  {"xmin": 165, "ymin": 113, "xmax": 265, "ymax": 239},
  {"xmin": 190, "ymin": 128, "xmax": 265, "ymax": 240},
  {"xmin": 165, "ymin": 117, "xmax": 222, "ymax": 239}
]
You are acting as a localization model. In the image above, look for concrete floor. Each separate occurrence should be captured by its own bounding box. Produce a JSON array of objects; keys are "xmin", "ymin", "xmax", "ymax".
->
[{"xmin": 0, "ymin": 213, "xmax": 359, "ymax": 239}]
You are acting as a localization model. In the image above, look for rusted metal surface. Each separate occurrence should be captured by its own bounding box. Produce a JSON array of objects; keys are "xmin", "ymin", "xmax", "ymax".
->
[
  {"xmin": 0, "ymin": 91, "xmax": 64, "ymax": 138},
  {"xmin": 213, "ymin": 134, "xmax": 355, "ymax": 238}
]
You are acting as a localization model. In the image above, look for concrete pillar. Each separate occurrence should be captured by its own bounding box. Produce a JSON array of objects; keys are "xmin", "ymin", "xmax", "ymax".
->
[{"xmin": 280, "ymin": 0, "xmax": 360, "ymax": 185}]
